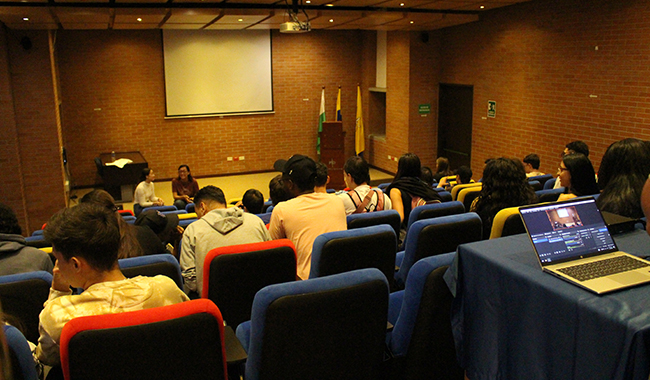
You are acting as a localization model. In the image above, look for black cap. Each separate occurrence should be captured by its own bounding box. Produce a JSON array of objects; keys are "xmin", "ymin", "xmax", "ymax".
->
[
  {"xmin": 273, "ymin": 159, "xmax": 287, "ymax": 172},
  {"xmin": 135, "ymin": 210, "xmax": 179, "ymax": 235},
  {"xmin": 283, "ymin": 155, "xmax": 317, "ymax": 184}
]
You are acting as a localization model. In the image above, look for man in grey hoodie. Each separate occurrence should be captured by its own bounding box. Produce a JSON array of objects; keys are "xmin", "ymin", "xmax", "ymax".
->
[
  {"xmin": 180, "ymin": 185, "xmax": 271, "ymax": 297},
  {"xmin": 0, "ymin": 203, "xmax": 53, "ymax": 276}
]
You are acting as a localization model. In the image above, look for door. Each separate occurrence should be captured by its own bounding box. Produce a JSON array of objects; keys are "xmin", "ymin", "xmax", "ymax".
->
[{"xmin": 438, "ymin": 84, "xmax": 473, "ymax": 169}]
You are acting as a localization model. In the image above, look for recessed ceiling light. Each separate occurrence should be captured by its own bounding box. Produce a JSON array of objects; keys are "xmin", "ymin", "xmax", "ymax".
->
[
  {"xmin": 410, "ymin": 20, "xmax": 414, "ymax": 24},
  {"xmin": 329, "ymin": 19, "xmax": 334, "ymax": 22},
  {"xmin": 22, "ymin": 17, "xmax": 29, "ymax": 21},
  {"xmin": 325, "ymin": 3, "xmax": 334, "ymax": 6},
  {"xmin": 479, "ymin": 5, "xmax": 485, "ymax": 9},
  {"xmin": 306, "ymin": 0, "xmax": 311, "ymax": 3},
  {"xmin": 136, "ymin": 17, "xmax": 142, "ymax": 22},
  {"xmin": 399, "ymin": 2, "xmax": 404, "ymax": 6},
  {"xmin": 238, "ymin": 18, "xmax": 244, "ymax": 22}
]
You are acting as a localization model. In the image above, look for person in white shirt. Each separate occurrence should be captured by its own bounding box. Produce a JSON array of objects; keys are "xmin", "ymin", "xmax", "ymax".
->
[
  {"xmin": 338, "ymin": 155, "xmax": 392, "ymax": 215},
  {"xmin": 133, "ymin": 168, "xmax": 164, "ymax": 216}
]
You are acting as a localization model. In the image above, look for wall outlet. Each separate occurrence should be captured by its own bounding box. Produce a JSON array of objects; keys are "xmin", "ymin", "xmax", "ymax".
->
[{"xmin": 227, "ymin": 157, "xmax": 233, "ymax": 161}]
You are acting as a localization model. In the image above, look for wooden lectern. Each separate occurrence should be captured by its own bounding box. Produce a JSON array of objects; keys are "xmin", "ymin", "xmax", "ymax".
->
[{"xmin": 320, "ymin": 122, "xmax": 346, "ymax": 190}]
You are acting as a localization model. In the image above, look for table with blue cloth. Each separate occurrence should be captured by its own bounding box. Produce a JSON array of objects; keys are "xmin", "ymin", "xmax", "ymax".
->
[{"xmin": 445, "ymin": 229, "xmax": 650, "ymax": 380}]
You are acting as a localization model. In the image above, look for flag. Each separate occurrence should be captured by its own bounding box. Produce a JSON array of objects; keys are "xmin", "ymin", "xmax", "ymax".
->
[
  {"xmin": 355, "ymin": 85, "xmax": 365, "ymax": 155},
  {"xmin": 336, "ymin": 87, "xmax": 342, "ymax": 121},
  {"xmin": 317, "ymin": 87, "xmax": 325, "ymax": 155}
]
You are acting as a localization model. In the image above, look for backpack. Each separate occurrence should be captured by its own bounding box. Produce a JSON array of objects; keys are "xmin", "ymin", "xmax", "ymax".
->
[
  {"xmin": 409, "ymin": 193, "xmax": 440, "ymax": 210},
  {"xmin": 347, "ymin": 189, "xmax": 385, "ymax": 214}
]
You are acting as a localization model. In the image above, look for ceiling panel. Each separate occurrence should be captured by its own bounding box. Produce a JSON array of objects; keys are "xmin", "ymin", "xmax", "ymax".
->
[
  {"xmin": 165, "ymin": 8, "xmax": 222, "ymax": 23},
  {"xmin": 114, "ymin": 8, "xmax": 168, "ymax": 24}
]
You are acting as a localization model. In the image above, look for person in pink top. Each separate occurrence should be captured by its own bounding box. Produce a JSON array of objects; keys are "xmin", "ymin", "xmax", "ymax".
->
[{"xmin": 269, "ymin": 155, "xmax": 347, "ymax": 280}]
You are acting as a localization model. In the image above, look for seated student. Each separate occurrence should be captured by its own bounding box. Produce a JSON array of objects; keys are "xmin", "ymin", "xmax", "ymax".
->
[
  {"xmin": 0, "ymin": 203, "xmax": 53, "ymax": 276},
  {"xmin": 553, "ymin": 141, "xmax": 590, "ymax": 189},
  {"xmin": 172, "ymin": 165, "xmax": 199, "ymax": 211},
  {"xmin": 420, "ymin": 166, "xmax": 435, "ymax": 187},
  {"xmin": 241, "ymin": 189, "xmax": 265, "ymax": 214},
  {"xmin": 180, "ymin": 186, "xmax": 271, "ymax": 297},
  {"xmin": 134, "ymin": 210, "xmax": 183, "ymax": 259},
  {"xmin": 557, "ymin": 153, "xmax": 599, "ymax": 202},
  {"xmin": 269, "ymin": 155, "xmax": 347, "ymax": 280},
  {"xmin": 133, "ymin": 168, "xmax": 164, "ymax": 216},
  {"xmin": 36, "ymin": 203, "xmax": 188, "ymax": 366},
  {"xmin": 438, "ymin": 165, "xmax": 473, "ymax": 191},
  {"xmin": 338, "ymin": 156, "xmax": 392, "ymax": 215},
  {"xmin": 269, "ymin": 175, "xmax": 291, "ymax": 206},
  {"xmin": 432, "ymin": 157, "xmax": 453, "ymax": 183},
  {"xmin": 523, "ymin": 153, "xmax": 545, "ymax": 177},
  {"xmin": 314, "ymin": 162, "xmax": 330, "ymax": 193},
  {"xmin": 81, "ymin": 190, "xmax": 164, "ymax": 258}
]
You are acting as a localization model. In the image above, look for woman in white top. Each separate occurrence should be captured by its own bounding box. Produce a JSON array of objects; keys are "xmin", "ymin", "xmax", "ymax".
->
[{"xmin": 133, "ymin": 168, "xmax": 164, "ymax": 216}]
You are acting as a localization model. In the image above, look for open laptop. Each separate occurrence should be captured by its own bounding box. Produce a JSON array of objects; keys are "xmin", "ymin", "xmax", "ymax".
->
[{"xmin": 519, "ymin": 197, "xmax": 650, "ymax": 294}]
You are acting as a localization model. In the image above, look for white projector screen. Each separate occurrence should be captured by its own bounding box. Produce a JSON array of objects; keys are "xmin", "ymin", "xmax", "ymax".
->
[{"xmin": 163, "ymin": 30, "xmax": 273, "ymax": 117}]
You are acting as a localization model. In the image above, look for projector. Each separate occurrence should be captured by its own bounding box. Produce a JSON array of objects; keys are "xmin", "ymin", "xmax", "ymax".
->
[{"xmin": 280, "ymin": 21, "xmax": 311, "ymax": 33}]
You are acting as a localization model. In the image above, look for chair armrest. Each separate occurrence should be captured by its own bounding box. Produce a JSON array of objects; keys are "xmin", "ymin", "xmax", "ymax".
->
[
  {"xmin": 395, "ymin": 251, "xmax": 405, "ymax": 268},
  {"xmin": 224, "ymin": 326, "xmax": 247, "ymax": 365},
  {"xmin": 388, "ymin": 290, "xmax": 404, "ymax": 325},
  {"xmin": 235, "ymin": 321, "xmax": 252, "ymax": 353}
]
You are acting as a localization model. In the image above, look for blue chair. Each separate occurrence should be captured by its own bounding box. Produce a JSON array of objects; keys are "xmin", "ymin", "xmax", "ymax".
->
[
  {"xmin": 266, "ymin": 205, "xmax": 275, "ymax": 213},
  {"xmin": 236, "ymin": 268, "xmax": 389, "ymax": 380},
  {"xmin": 438, "ymin": 191, "xmax": 452, "ymax": 202},
  {"xmin": 378, "ymin": 182, "xmax": 391, "ymax": 191},
  {"xmin": 185, "ymin": 203, "xmax": 195, "ymax": 213},
  {"xmin": 142, "ymin": 205, "xmax": 178, "ymax": 213},
  {"xmin": 0, "ymin": 271, "xmax": 53, "ymax": 344},
  {"xmin": 395, "ymin": 213, "xmax": 482, "ymax": 288},
  {"xmin": 25, "ymin": 235, "xmax": 46, "ymax": 243},
  {"xmin": 118, "ymin": 254, "xmax": 183, "ymax": 290},
  {"xmin": 406, "ymin": 201, "xmax": 465, "ymax": 233},
  {"xmin": 310, "ymin": 225, "xmax": 397, "ymax": 287},
  {"xmin": 256, "ymin": 212, "xmax": 272, "ymax": 225},
  {"xmin": 529, "ymin": 174, "xmax": 553, "ymax": 187},
  {"xmin": 528, "ymin": 180, "xmax": 542, "ymax": 191},
  {"xmin": 4, "ymin": 325, "xmax": 39, "ymax": 380},
  {"xmin": 543, "ymin": 177, "xmax": 557, "ymax": 189},
  {"xmin": 161, "ymin": 209, "xmax": 187, "ymax": 216},
  {"xmin": 387, "ymin": 253, "xmax": 463, "ymax": 380},
  {"xmin": 31, "ymin": 229, "xmax": 44, "ymax": 236},
  {"xmin": 261, "ymin": 200, "xmax": 273, "ymax": 213},
  {"xmin": 346, "ymin": 209, "xmax": 401, "ymax": 237},
  {"xmin": 537, "ymin": 187, "xmax": 565, "ymax": 203},
  {"xmin": 179, "ymin": 218, "xmax": 198, "ymax": 228},
  {"xmin": 121, "ymin": 215, "xmax": 136, "ymax": 222}
]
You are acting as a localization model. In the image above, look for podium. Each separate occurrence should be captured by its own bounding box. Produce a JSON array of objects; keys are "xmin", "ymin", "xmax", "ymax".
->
[
  {"xmin": 320, "ymin": 122, "xmax": 345, "ymax": 190},
  {"xmin": 98, "ymin": 151, "xmax": 148, "ymax": 203}
]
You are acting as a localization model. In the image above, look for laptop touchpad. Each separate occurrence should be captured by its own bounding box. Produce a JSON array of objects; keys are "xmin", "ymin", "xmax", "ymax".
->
[{"xmin": 610, "ymin": 271, "xmax": 650, "ymax": 284}]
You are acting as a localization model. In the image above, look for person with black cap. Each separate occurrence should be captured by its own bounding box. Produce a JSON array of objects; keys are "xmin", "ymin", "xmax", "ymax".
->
[
  {"xmin": 269, "ymin": 154, "xmax": 347, "ymax": 280},
  {"xmin": 135, "ymin": 209, "xmax": 183, "ymax": 258}
]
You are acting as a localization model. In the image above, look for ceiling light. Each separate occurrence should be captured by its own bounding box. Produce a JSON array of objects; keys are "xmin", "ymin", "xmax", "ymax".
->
[
  {"xmin": 325, "ymin": 3, "xmax": 334, "ymax": 6},
  {"xmin": 399, "ymin": 2, "xmax": 404, "ymax": 6},
  {"xmin": 480, "ymin": 5, "xmax": 485, "ymax": 9},
  {"xmin": 306, "ymin": 0, "xmax": 311, "ymax": 3},
  {"xmin": 329, "ymin": 19, "xmax": 334, "ymax": 22},
  {"xmin": 238, "ymin": 18, "xmax": 244, "ymax": 22},
  {"xmin": 410, "ymin": 21, "xmax": 414, "ymax": 24},
  {"xmin": 136, "ymin": 17, "xmax": 142, "ymax": 22},
  {"xmin": 22, "ymin": 17, "xmax": 29, "ymax": 21}
]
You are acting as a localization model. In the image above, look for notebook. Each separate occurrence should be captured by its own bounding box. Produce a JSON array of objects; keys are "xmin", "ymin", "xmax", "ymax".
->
[{"xmin": 519, "ymin": 197, "xmax": 650, "ymax": 294}]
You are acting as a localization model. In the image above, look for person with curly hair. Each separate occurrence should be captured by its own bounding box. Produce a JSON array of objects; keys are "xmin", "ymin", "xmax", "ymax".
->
[
  {"xmin": 596, "ymin": 138, "xmax": 650, "ymax": 219},
  {"xmin": 557, "ymin": 153, "xmax": 599, "ymax": 202},
  {"xmin": 470, "ymin": 158, "xmax": 537, "ymax": 238}
]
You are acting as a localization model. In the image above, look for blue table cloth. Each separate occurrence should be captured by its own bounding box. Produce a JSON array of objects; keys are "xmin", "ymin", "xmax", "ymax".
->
[{"xmin": 446, "ymin": 229, "xmax": 650, "ymax": 380}]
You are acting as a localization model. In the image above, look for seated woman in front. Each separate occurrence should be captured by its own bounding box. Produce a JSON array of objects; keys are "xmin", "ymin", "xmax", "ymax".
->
[
  {"xmin": 133, "ymin": 168, "xmax": 164, "ymax": 216},
  {"xmin": 172, "ymin": 164, "xmax": 199, "ymax": 211},
  {"xmin": 557, "ymin": 153, "xmax": 599, "ymax": 202}
]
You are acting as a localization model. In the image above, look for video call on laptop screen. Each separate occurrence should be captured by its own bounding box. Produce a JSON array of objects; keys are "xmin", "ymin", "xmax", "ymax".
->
[{"xmin": 520, "ymin": 199, "xmax": 617, "ymax": 265}]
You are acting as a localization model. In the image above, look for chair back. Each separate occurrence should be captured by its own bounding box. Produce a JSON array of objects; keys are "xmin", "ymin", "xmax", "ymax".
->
[
  {"xmin": 185, "ymin": 203, "xmax": 195, "ymax": 213},
  {"xmin": 203, "ymin": 239, "xmax": 297, "ymax": 328},
  {"xmin": 256, "ymin": 212, "xmax": 272, "ymax": 225},
  {"xmin": 388, "ymin": 254, "xmax": 464, "ymax": 380},
  {"xmin": 396, "ymin": 213, "xmax": 482, "ymax": 288},
  {"xmin": 528, "ymin": 180, "xmax": 542, "ymax": 191},
  {"xmin": 543, "ymin": 177, "xmax": 557, "ymax": 189},
  {"xmin": 529, "ymin": 174, "xmax": 553, "ymax": 187},
  {"xmin": 438, "ymin": 191, "xmax": 452, "ymax": 202},
  {"xmin": 489, "ymin": 206, "xmax": 525, "ymax": 239},
  {"xmin": 406, "ymin": 201, "xmax": 465, "ymax": 233},
  {"xmin": 378, "ymin": 182, "xmax": 391, "ymax": 191},
  {"xmin": 237, "ymin": 268, "xmax": 389, "ymax": 380},
  {"xmin": 4, "ymin": 325, "xmax": 39, "ymax": 380},
  {"xmin": 0, "ymin": 271, "xmax": 52, "ymax": 343},
  {"xmin": 347, "ymin": 209, "xmax": 401, "ymax": 236},
  {"xmin": 309, "ymin": 225, "xmax": 396, "ymax": 285},
  {"xmin": 118, "ymin": 254, "xmax": 183, "ymax": 290},
  {"xmin": 60, "ymin": 299, "xmax": 227, "ymax": 380},
  {"xmin": 261, "ymin": 200, "xmax": 273, "ymax": 213},
  {"xmin": 457, "ymin": 187, "xmax": 482, "ymax": 211},
  {"xmin": 141, "ymin": 205, "xmax": 177, "ymax": 213},
  {"xmin": 450, "ymin": 182, "xmax": 481, "ymax": 201},
  {"xmin": 121, "ymin": 215, "xmax": 136, "ymax": 222},
  {"xmin": 161, "ymin": 209, "xmax": 187, "ymax": 216},
  {"xmin": 538, "ymin": 188, "xmax": 564, "ymax": 203}
]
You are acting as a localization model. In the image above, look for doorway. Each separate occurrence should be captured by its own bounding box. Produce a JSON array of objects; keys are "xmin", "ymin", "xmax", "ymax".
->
[{"xmin": 438, "ymin": 84, "xmax": 473, "ymax": 169}]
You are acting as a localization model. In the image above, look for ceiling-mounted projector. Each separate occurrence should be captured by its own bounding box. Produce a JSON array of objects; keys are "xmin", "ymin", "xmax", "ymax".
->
[{"xmin": 280, "ymin": 21, "xmax": 311, "ymax": 33}]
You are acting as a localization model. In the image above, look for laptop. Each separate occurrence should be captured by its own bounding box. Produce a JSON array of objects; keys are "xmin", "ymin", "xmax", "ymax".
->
[{"xmin": 519, "ymin": 197, "xmax": 650, "ymax": 294}]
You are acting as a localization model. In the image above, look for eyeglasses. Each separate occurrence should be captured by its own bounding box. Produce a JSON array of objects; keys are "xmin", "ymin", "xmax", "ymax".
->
[{"xmin": 558, "ymin": 167, "xmax": 568, "ymax": 172}]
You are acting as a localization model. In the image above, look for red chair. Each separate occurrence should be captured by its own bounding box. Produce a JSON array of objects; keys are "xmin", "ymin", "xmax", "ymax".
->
[
  {"xmin": 202, "ymin": 239, "xmax": 297, "ymax": 328},
  {"xmin": 117, "ymin": 209, "xmax": 134, "ymax": 217},
  {"xmin": 59, "ymin": 299, "xmax": 227, "ymax": 380}
]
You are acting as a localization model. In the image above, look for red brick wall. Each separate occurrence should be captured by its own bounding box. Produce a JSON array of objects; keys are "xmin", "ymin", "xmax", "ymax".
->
[
  {"xmin": 57, "ymin": 30, "xmax": 364, "ymax": 186},
  {"xmin": 2, "ymin": 29, "xmax": 66, "ymax": 233},
  {"xmin": 440, "ymin": 0, "xmax": 650, "ymax": 178}
]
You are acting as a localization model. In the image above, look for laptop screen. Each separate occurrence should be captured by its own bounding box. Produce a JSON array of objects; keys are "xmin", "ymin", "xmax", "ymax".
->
[{"xmin": 519, "ymin": 198, "xmax": 618, "ymax": 265}]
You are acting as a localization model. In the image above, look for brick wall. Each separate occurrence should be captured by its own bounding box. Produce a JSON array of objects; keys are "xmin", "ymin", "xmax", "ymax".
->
[
  {"xmin": 439, "ymin": 0, "xmax": 650, "ymax": 178},
  {"xmin": 2, "ymin": 29, "xmax": 66, "ymax": 233},
  {"xmin": 57, "ymin": 30, "xmax": 365, "ymax": 187}
]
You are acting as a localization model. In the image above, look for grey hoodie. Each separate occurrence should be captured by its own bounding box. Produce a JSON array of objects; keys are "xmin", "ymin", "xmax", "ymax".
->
[
  {"xmin": 0, "ymin": 233, "xmax": 53, "ymax": 276},
  {"xmin": 179, "ymin": 207, "xmax": 271, "ymax": 296}
]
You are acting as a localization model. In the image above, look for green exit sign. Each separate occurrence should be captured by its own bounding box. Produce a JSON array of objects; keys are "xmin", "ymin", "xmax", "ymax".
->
[
  {"xmin": 487, "ymin": 100, "xmax": 496, "ymax": 118},
  {"xmin": 418, "ymin": 104, "xmax": 431, "ymax": 114}
]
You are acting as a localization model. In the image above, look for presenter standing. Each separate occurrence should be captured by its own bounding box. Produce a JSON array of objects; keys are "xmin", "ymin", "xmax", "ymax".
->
[{"xmin": 133, "ymin": 168, "xmax": 164, "ymax": 216}]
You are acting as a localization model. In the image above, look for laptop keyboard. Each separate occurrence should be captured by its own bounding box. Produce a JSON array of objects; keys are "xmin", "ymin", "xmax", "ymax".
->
[{"xmin": 558, "ymin": 255, "xmax": 650, "ymax": 282}]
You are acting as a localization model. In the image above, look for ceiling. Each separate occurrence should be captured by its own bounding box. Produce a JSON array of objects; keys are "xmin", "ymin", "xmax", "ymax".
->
[{"xmin": 0, "ymin": 0, "xmax": 530, "ymax": 31}]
